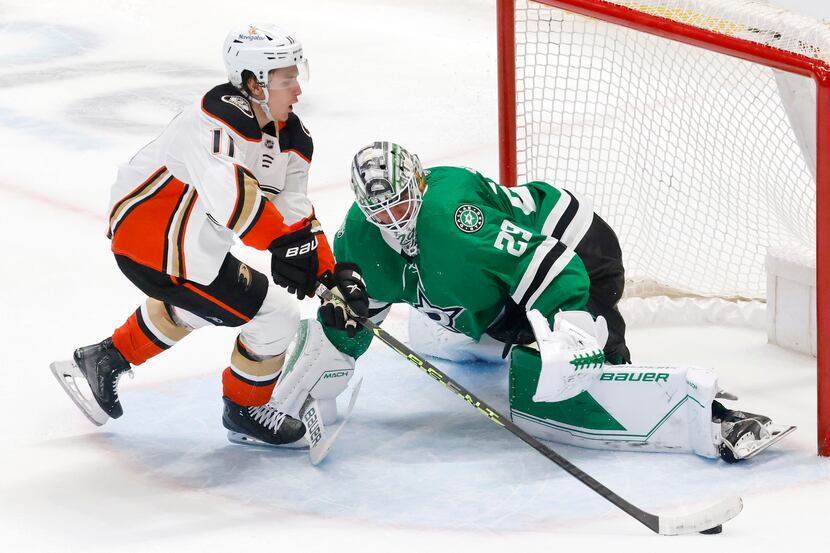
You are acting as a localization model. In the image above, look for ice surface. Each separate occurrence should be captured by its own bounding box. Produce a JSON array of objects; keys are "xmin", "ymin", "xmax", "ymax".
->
[{"xmin": 1, "ymin": 1, "xmax": 828, "ymax": 551}]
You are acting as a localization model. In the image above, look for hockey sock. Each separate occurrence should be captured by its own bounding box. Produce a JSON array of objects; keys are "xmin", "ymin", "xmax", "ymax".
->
[
  {"xmin": 111, "ymin": 299, "xmax": 191, "ymax": 365},
  {"xmin": 222, "ymin": 338, "xmax": 284, "ymax": 406}
]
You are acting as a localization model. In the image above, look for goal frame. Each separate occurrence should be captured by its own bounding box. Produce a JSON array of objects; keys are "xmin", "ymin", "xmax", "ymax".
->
[{"xmin": 496, "ymin": 0, "xmax": 830, "ymax": 456}]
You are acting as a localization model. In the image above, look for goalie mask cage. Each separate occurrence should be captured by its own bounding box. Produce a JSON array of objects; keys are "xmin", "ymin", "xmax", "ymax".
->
[{"xmin": 497, "ymin": 0, "xmax": 830, "ymax": 455}]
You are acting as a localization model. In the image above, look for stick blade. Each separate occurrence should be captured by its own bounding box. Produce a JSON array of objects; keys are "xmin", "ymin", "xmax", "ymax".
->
[{"xmin": 658, "ymin": 496, "xmax": 743, "ymax": 535}]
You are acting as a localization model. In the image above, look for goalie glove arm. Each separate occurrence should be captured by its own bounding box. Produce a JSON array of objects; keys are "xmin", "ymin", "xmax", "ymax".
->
[{"xmin": 527, "ymin": 309, "xmax": 607, "ymax": 402}]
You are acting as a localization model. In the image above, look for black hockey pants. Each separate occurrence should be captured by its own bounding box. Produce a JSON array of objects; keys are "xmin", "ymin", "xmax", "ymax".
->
[{"xmin": 574, "ymin": 214, "xmax": 630, "ymax": 364}]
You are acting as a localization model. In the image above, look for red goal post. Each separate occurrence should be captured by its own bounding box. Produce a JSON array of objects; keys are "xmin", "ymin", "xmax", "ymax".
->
[{"xmin": 497, "ymin": 0, "xmax": 830, "ymax": 455}]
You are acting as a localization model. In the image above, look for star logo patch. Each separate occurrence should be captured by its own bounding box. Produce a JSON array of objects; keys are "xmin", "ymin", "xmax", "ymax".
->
[
  {"xmin": 454, "ymin": 204, "xmax": 484, "ymax": 233},
  {"xmin": 413, "ymin": 287, "xmax": 464, "ymax": 333}
]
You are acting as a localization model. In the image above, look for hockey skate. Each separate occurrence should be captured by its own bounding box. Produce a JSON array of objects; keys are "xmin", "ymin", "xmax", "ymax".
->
[
  {"xmin": 222, "ymin": 397, "xmax": 307, "ymax": 447},
  {"xmin": 50, "ymin": 338, "xmax": 133, "ymax": 426},
  {"xmin": 713, "ymin": 401, "xmax": 796, "ymax": 463}
]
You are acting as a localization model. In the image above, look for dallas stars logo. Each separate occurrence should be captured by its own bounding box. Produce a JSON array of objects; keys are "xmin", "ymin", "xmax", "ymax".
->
[
  {"xmin": 414, "ymin": 287, "xmax": 464, "ymax": 333},
  {"xmin": 454, "ymin": 204, "xmax": 484, "ymax": 233}
]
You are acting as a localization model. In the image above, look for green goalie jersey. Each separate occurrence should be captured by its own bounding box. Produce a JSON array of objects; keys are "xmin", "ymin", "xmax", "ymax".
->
[{"xmin": 331, "ymin": 165, "xmax": 593, "ymax": 356}]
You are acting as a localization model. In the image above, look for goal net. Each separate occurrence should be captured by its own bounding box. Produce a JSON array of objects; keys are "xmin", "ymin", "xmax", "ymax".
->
[{"xmin": 497, "ymin": 0, "xmax": 829, "ymax": 454}]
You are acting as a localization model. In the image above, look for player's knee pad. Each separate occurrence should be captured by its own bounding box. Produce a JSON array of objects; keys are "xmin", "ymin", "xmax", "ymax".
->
[
  {"xmin": 238, "ymin": 285, "xmax": 300, "ymax": 358},
  {"xmin": 509, "ymin": 358, "xmax": 721, "ymax": 458},
  {"xmin": 168, "ymin": 304, "xmax": 211, "ymax": 331},
  {"xmin": 270, "ymin": 318, "xmax": 355, "ymax": 425}
]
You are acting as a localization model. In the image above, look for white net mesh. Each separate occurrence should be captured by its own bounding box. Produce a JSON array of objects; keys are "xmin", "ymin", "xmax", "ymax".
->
[{"xmin": 514, "ymin": 0, "xmax": 827, "ymax": 300}]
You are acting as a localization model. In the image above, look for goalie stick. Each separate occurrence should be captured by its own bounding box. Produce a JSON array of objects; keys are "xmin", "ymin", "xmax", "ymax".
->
[{"xmin": 315, "ymin": 284, "xmax": 742, "ymax": 535}]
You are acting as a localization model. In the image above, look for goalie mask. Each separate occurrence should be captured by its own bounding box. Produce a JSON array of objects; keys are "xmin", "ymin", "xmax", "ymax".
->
[
  {"xmin": 350, "ymin": 142, "xmax": 426, "ymax": 256},
  {"xmin": 222, "ymin": 24, "xmax": 309, "ymax": 121}
]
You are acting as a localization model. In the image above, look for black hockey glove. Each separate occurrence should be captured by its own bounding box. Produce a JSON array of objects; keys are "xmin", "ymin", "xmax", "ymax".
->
[
  {"xmin": 320, "ymin": 262, "xmax": 369, "ymax": 337},
  {"xmin": 268, "ymin": 222, "xmax": 319, "ymax": 299}
]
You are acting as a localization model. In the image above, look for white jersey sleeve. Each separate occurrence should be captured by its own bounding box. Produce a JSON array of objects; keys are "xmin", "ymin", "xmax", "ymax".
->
[{"xmin": 106, "ymin": 83, "xmax": 300, "ymax": 285}]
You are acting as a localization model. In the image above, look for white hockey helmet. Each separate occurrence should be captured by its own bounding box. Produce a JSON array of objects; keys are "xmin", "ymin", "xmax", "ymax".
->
[
  {"xmin": 222, "ymin": 24, "xmax": 308, "ymax": 90},
  {"xmin": 350, "ymin": 142, "xmax": 426, "ymax": 254}
]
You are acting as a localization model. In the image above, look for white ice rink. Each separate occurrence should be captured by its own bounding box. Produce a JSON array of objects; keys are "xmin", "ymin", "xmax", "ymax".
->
[{"xmin": 1, "ymin": 1, "xmax": 829, "ymax": 551}]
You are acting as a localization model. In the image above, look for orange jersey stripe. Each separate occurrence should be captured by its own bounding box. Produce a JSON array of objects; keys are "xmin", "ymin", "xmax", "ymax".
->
[
  {"xmin": 238, "ymin": 201, "xmax": 288, "ymax": 250},
  {"xmin": 108, "ymin": 167, "xmax": 169, "ymax": 238},
  {"xmin": 111, "ymin": 176, "xmax": 187, "ymax": 272}
]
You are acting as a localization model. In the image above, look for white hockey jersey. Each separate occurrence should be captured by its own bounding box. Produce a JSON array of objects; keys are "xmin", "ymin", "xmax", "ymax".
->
[{"xmin": 107, "ymin": 82, "xmax": 334, "ymax": 285}]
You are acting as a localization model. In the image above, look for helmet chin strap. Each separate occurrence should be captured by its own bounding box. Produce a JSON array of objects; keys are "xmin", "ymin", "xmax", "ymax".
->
[
  {"xmin": 256, "ymin": 87, "xmax": 275, "ymax": 122},
  {"xmin": 242, "ymin": 85, "xmax": 275, "ymax": 122}
]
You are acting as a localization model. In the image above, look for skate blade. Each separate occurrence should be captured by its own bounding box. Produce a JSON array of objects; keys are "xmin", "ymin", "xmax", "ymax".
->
[
  {"xmin": 741, "ymin": 425, "xmax": 797, "ymax": 460},
  {"xmin": 49, "ymin": 360, "xmax": 109, "ymax": 426},
  {"xmin": 226, "ymin": 431, "xmax": 308, "ymax": 449}
]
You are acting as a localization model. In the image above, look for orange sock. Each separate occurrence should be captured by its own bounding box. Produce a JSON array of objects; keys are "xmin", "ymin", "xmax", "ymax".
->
[
  {"xmin": 112, "ymin": 310, "xmax": 166, "ymax": 365},
  {"xmin": 221, "ymin": 338, "xmax": 283, "ymax": 406},
  {"xmin": 111, "ymin": 300, "xmax": 190, "ymax": 365},
  {"xmin": 222, "ymin": 367, "xmax": 279, "ymax": 406}
]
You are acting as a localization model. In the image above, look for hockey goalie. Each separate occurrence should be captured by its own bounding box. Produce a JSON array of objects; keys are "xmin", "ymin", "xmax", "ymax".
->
[{"xmin": 280, "ymin": 140, "xmax": 795, "ymax": 463}]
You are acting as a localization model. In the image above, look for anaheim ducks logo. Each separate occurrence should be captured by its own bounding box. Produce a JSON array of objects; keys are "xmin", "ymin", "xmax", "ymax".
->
[
  {"xmin": 238, "ymin": 263, "xmax": 252, "ymax": 290},
  {"xmin": 221, "ymin": 95, "xmax": 254, "ymax": 118}
]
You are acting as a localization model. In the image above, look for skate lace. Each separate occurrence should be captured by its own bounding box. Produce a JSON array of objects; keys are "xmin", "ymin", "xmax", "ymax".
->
[
  {"xmin": 111, "ymin": 369, "xmax": 135, "ymax": 398},
  {"xmin": 248, "ymin": 404, "xmax": 287, "ymax": 431}
]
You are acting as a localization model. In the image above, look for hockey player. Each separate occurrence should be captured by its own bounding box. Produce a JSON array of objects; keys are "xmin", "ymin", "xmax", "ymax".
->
[
  {"xmin": 49, "ymin": 25, "xmax": 368, "ymax": 448},
  {"xmin": 275, "ymin": 141, "xmax": 793, "ymax": 463}
]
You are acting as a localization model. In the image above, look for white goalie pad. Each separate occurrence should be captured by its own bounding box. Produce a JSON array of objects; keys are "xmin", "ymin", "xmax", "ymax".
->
[
  {"xmin": 269, "ymin": 319, "xmax": 355, "ymax": 425},
  {"xmin": 510, "ymin": 364, "xmax": 721, "ymax": 458}
]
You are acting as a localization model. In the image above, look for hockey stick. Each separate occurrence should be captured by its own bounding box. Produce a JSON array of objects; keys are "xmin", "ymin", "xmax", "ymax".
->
[{"xmin": 316, "ymin": 284, "xmax": 742, "ymax": 535}]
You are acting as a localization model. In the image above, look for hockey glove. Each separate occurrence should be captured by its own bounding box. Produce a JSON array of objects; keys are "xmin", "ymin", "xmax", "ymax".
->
[
  {"xmin": 320, "ymin": 262, "xmax": 369, "ymax": 337},
  {"xmin": 269, "ymin": 221, "xmax": 319, "ymax": 299},
  {"xmin": 527, "ymin": 310, "xmax": 607, "ymax": 402}
]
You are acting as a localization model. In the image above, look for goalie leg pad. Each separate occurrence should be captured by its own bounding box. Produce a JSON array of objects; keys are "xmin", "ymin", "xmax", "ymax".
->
[
  {"xmin": 509, "ymin": 349, "xmax": 720, "ymax": 458},
  {"xmin": 269, "ymin": 319, "xmax": 355, "ymax": 425}
]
